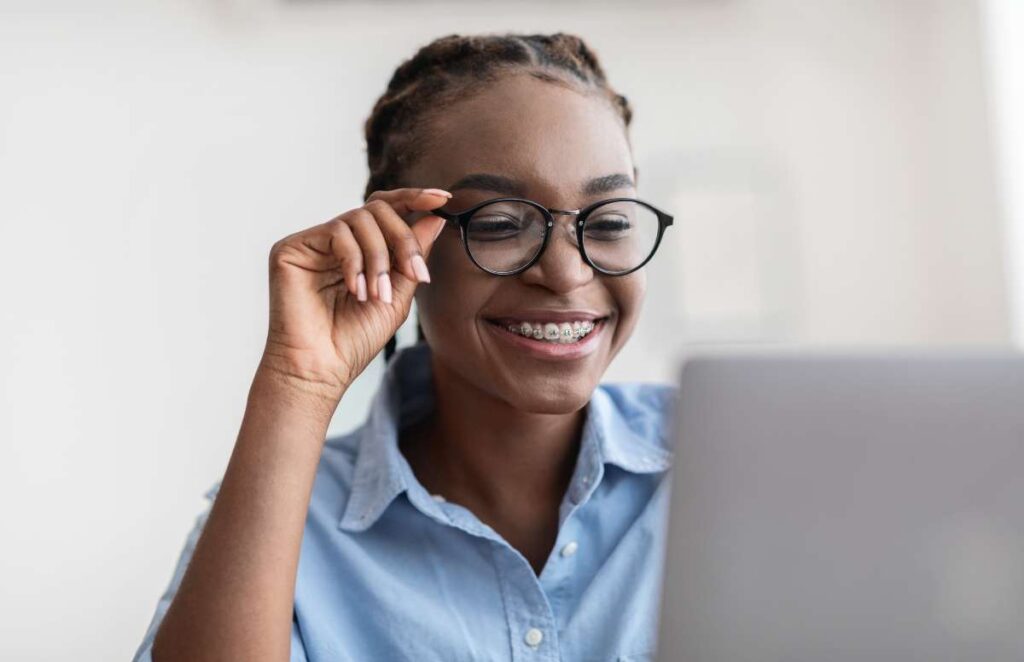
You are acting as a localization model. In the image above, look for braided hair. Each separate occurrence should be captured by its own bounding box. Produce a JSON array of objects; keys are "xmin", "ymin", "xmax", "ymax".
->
[{"xmin": 362, "ymin": 33, "xmax": 634, "ymax": 361}]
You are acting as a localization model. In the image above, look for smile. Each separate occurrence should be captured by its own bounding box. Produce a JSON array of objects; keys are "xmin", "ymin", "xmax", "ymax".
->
[{"xmin": 483, "ymin": 316, "xmax": 609, "ymax": 360}]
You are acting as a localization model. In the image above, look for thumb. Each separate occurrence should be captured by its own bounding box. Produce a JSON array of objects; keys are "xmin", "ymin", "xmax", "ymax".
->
[
  {"xmin": 390, "ymin": 214, "xmax": 446, "ymax": 304},
  {"xmin": 410, "ymin": 214, "xmax": 448, "ymax": 259}
]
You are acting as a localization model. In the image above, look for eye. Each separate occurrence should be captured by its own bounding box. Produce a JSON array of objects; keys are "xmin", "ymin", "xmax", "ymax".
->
[
  {"xmin": 468, "ymin": 214, "xmax": 523, "ymax": 241},
  {"xmin": 585, "ymin": 214, "xmax": 632, "ymax": 240}
]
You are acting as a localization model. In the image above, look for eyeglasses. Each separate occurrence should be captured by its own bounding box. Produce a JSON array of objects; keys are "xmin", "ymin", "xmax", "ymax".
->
[{"xmin": 431, "ymin": 197, "xmax": 674, "ymax": 276}]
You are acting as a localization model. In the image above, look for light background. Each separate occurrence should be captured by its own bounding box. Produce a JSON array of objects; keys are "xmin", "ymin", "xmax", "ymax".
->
[{"xmin": 1, "ymin": 0, "xmax": 1021, "ymax": 659}]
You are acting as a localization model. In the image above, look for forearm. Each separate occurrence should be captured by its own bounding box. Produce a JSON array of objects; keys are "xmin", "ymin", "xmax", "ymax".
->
[{"xmin": 152, "ymin": 368, "xmax": 341, "ymax": 662}]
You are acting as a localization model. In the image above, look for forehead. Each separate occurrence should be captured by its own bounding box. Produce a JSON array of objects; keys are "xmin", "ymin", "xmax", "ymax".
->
[{"xmin": 410, "ymin": 73, "xmax": 634, "ymax": 201}]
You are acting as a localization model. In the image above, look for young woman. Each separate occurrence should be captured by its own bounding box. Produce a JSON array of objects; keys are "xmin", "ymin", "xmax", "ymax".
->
[{"xmin": 135, "ymin": 32, "xmax": 677, "ymax": 662}]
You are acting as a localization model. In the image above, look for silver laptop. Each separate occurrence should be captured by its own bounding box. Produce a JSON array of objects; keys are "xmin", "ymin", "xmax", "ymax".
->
[{"xmin": 657, "ymin": 351, "xmax": 1024, "ymax": 661}]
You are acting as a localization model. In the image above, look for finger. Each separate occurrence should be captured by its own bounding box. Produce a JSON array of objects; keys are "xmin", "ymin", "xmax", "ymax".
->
[
  {"xmin": 409, "ymin": 213, "xmax": 447, "ymax": 260},
  {"xmin": 363, "ymin": 199, "xmax": 432, "ymax": 284},
  {"xmin": 343, "ymin": 208, "xmax": 392, "ymax": 304},
  {"xmin": 389, "ymin": 213, "xmax": 448, "ymax": 302},
  {"xmin": 323, "ymin": 219, "xmax": 365, "ymax": 301},
  {"xmin": 365, "ymin": 187, "xmax": 452, "ymax": 218}
]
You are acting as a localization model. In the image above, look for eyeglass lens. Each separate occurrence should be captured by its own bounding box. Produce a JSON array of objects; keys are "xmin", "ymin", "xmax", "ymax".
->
[{"xmin": 464, "ymin": 200, "xmax": 661, "ymax": 274}]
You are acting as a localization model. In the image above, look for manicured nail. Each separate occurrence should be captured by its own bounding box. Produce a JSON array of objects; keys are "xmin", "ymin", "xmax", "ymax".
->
[
  {"xmin": 420, "ymin": 188, "xmax": 452, "ymax": 199},
  {"xmin": 356, "ymin": 273, "xmax": 367, "ymax": 301},
  {"xmin": 377, "ymin": 273, "xmax": 392, "ymax": 303},
  {"xmin": 431, "ymin": 217, "xmax": 446, "ymax": 242},
  {"xmin": 410, "ymin": 254, "xmax": 431, "ymax": 283}
]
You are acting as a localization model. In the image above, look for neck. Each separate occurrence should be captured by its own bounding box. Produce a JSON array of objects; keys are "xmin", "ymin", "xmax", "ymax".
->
[{"xmin": 401, "ymin": 354, "xmax": 585, "ymax": 517}]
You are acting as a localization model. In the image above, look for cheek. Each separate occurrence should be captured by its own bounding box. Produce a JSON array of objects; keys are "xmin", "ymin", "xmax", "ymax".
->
[
  {"xmin": 611, "ymin": 271, "xmax": 647, "ymax": 337},
  {"xmin": 417, "ymin": 235, "xmax": 492, "ymax": 336},
  {"xmin": 424, "ymin": 230, "xmax": 466, "ymax": 282}
]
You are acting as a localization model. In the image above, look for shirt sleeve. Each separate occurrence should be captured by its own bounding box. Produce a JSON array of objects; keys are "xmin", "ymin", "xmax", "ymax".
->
[{"xmin": 132, "ymin": 483, "xmax": 309, "ymax": 662}]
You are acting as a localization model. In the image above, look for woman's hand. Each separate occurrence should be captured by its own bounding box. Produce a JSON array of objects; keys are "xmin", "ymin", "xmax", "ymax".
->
[{"xmin": 257, "ymin": 187, "xmax": 451, "ymax": 405}]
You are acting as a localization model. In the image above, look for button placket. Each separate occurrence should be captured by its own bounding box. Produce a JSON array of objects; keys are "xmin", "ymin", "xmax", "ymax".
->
[{"xmin": 491, "ymin": 540, "xmax": 560, "ymax": 661}]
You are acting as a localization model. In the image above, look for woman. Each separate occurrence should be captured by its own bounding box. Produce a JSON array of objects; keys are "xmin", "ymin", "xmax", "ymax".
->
[{"xmin": 136, "ymin": 32, "xmax": 677, "ymax": 661}]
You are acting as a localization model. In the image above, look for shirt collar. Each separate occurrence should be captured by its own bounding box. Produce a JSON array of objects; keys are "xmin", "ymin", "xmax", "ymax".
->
[
  {"xmin": 338, "ymin": 342, "xmax": 434, "ymax": 532},
  {"xmin": 339, "ymin": 342, "xmax": 672, "ymax": 533},
  {"xmin": 588, "ymin": 382, "xmax": 675, "ymax": 474}
]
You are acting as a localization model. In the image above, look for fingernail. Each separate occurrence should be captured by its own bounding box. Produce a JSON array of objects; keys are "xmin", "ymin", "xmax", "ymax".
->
[
  {"xmin": 431, "ymin": 217, "xmax": 446, "ymax": 242},
  {"xmin": 421, "ymin": 188, "xmax": 452, "ymax": 199},
  {"xmin": 411, "ymin": 254, "xmax": 431, "ymax": 283},
  {"xmin": 356, "ymin": 273, "xmax": 367, "ymax": 302},
  {"xmin": 378, "ymin": 273, "xmax": 392, "ymax": 303}
]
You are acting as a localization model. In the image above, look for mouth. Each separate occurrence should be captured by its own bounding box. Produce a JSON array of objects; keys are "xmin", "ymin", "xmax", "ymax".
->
[{"xmin": 482, "ymin": 314, "xmax": 611, "ymax": 360}]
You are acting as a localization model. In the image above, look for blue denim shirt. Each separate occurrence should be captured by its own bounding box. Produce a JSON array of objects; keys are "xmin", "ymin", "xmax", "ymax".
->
[{"xmin": 134, "ymin": 342, "xmax": 677, "ymax": 661}]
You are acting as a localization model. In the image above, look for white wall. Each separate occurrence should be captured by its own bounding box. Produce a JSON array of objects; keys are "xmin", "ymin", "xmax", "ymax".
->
[
  {"xmin": 981, "ymin": 0, "xmax": 1024, "ymax": 346},
  {"xmin": 0, "ymin": 0, "xmax": 1013, "ymax": 659}
]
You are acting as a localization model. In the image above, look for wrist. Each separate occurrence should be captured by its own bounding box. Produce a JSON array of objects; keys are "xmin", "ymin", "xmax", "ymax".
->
[{"xmin": 250, "ymin": 360, "xmax": 346, "ymax": 422}]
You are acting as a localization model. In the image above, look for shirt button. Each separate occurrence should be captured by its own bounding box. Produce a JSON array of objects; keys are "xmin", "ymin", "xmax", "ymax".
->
[
  {"xmin": 560, "ymin": 540, "xmax": 579, "ymax": 557},
  {"xmin": 524, "ymin": 628, "xmax": 544, "ymax": 647}
]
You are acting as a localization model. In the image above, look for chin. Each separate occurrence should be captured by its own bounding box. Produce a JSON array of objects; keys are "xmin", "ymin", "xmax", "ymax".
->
[
  {"xmin": 500, "ymin": 378, "xmax": 597, "ymax": 415},
  {"xmin": 485, "ymin": 362, "xmax": 602, "ymax": 414}
]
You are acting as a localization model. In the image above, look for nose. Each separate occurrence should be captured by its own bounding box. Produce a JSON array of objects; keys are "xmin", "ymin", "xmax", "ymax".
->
[{"xmin": 518, "ymin": 213, "xmax": 594, "ymax": 293}]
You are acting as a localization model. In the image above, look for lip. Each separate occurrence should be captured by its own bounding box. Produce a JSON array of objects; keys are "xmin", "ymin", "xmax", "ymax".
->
[{"xmin": 483, "ymin": 317, "xmax": 608, "ymax": 361}]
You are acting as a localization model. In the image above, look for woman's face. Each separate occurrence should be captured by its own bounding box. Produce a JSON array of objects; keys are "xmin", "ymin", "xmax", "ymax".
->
[{"xmin": 405, "ymin": 72, "xmax": 645, "ymax": 414}]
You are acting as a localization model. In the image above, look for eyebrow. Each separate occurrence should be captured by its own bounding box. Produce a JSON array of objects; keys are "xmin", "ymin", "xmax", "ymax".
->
[
  {"xmin": 447, "ymin": 173, "xmax": 525, "ymax": 196},
  {"xmin": 582, "ymin": 173, "xmax": 635, "ymax": 196},
  {"xmin": 446, "ymin": 172, "xmax": 635, "ymax": 197}
]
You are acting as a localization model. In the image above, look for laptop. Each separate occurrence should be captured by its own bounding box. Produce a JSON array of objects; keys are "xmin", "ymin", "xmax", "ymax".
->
[{"xmin": 656, "ymin": 351, "xmax": 1024, "ymax": 661}]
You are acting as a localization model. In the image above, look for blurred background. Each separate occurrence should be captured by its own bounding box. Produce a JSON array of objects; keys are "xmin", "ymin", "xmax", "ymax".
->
[{"xmin": 1, "ymin": 0, "xmax": 1022, "ymax": 659}]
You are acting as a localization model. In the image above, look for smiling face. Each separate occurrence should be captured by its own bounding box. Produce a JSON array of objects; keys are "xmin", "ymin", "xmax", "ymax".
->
[{"xmin": 403, "ymin": 72, "xmax": 646, "ymax": 415}]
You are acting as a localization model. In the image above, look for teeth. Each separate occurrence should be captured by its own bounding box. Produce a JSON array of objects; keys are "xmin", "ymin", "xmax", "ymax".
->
[{"xmin": 502, "ymin": 319, "xmax": 601, "ymax": 344}]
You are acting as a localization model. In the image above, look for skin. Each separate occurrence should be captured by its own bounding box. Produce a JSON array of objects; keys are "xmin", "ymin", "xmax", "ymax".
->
[{"xmin": 151, "ymin": 71, "xmax": 644, "ymax": 661}]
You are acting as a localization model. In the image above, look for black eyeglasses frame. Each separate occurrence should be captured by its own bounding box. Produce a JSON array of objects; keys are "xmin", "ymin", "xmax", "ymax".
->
[{"xmin": 430, "ymin": 196, "xmax": 674, "ymax": 277}]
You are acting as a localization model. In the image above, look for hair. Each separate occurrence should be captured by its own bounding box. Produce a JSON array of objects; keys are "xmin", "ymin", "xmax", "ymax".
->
[
  {"xmin": 363, "ymin": 32, "xmax": 633, "ymax": 202},
  {"xmin": 363, "ymin": 33, "xmax": 634, "ymax": 360}
]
